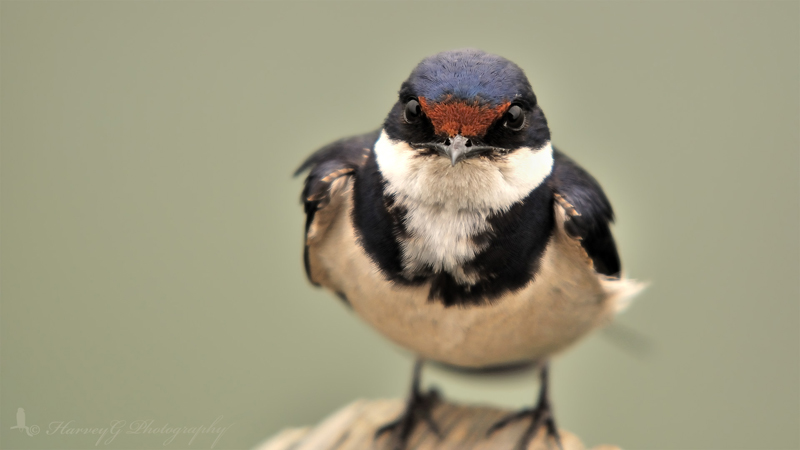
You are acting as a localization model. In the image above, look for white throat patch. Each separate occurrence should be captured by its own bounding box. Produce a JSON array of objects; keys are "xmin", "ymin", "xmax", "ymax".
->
[{"xmin": 373, "ymin": 130, "xmax": 554, "ymax": 284}]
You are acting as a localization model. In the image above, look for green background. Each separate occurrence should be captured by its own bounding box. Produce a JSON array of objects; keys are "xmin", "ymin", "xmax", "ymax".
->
[{"xmin": 2, "ymin": 1, "xmax": 798, "ymax": 449}]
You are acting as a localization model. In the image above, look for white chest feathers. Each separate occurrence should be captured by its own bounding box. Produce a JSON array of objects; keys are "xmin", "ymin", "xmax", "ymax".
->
[{"xmin": 373, "ymin": 130, "xmax": 554, "ymax": 285}]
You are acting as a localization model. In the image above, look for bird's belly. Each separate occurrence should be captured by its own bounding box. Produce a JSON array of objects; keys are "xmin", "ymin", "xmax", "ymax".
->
[{"xmin": 306, "ymin": 182, "xmax": 618, "ymax": 368}]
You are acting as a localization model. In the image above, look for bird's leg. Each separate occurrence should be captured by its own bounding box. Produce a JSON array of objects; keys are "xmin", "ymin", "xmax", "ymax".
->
[
  {"xmin": 375, "ymin": 359, "xmax": 442, "ymax": 450},
  {"xmin": 487, "ymin": 363, "xmax": 563, "ymax": 450}
]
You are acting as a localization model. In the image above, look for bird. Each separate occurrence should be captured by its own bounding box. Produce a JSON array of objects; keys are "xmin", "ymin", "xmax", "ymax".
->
[{"xmin": 294, "ymin": 48, "xmax": 645, "ymax": 450}]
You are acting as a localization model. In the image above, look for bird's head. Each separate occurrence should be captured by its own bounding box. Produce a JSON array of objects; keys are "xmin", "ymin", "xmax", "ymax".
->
[{"xmin": 382, "ymin": 49, "xmax": 551, "ymax": 166}]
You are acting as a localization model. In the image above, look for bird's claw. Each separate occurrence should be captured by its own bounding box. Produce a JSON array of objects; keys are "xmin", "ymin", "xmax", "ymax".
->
[
  {"xmin": 374, "ymin": 388, "xmax": 442, "ymax": 449},
  {"xmin": 487, "ymin": 400, "xmax": 563, "ymax": 450}
]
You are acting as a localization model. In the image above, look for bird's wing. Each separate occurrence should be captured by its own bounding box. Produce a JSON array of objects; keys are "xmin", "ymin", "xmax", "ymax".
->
[
  {"xmin": 548, "ymin": 148, "xmax": 622, "ymax": 278},
  {"xmin": 294, "ymin": 129, "xmax": 381, "ymax": 285}
]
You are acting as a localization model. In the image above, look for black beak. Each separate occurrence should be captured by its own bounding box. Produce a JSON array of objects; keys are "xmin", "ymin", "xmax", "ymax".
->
[
  {"xmin": 425, "ymin": 136, "xmax": 504, "ymax": 165},
  {"xmin": 443, "ymin": 135, "xmax": 471, "ymax": 166}
]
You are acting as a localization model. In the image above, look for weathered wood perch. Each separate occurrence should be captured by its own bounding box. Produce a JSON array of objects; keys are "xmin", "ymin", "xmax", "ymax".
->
[{"xmin": 255, "ymin": 399, "xmax": 620, "ymax": 450}]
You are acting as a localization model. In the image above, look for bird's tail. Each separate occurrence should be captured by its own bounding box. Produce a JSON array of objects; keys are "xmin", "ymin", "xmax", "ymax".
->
[{"xmin": 601, "ymin": 276, "xmax": 649, "ymax": 314}]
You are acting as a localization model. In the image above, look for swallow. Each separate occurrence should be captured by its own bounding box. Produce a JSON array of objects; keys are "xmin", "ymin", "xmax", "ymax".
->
[{"xmin": 295, "ymin": 48, "xmax": 645, "ymax": 450}]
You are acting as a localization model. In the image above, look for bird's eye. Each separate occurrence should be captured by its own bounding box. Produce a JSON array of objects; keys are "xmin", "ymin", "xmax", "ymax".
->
[
  {"xmin": 504, "ymin": 105, "xmax": 525, "ymax": 131},
  {"xmin": 404, "ymin": 99, "xmax": 421, "ymax": 123}
]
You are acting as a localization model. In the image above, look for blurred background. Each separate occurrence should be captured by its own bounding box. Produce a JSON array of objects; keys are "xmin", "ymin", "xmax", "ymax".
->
[{"xmin": 2, "ymin": 2, "xmax": 798, "ymax": 449}]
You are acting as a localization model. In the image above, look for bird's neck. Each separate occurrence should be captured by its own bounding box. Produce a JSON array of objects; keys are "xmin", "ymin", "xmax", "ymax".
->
[
  {"xmin": 351, "ymin": 130, "xmax": 556, "ymax": 306},
  {"xmin": 373, "ymin": 130, "xmax": 554, "ymax": 212}
]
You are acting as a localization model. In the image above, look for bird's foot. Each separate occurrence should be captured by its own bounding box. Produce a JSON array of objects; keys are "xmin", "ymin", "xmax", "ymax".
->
[
  {"xmin": 487, "ymin": 397, "xmax": 563, "ymax": 450},
  {"xmin": 374, "ymin": 387, "xmax": 442, "ymax": 450}
]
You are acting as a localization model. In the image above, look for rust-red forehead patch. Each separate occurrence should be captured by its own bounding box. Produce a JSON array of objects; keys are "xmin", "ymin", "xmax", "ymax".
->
[{"xmin": 419, "ymin": 96, "xmax": 509, "ymax": 137}]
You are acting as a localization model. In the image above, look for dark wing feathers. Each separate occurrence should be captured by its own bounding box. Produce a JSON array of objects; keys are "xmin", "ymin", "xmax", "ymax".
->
[
  {"xmin": 549, "ymin": 148, "xmax": 622, "ymax": 278},
  {"xmin": 295, "ymin": 129, "xmax": 381, "ymax": 200},
  {"xmin": 294, "ymin": 129, "xmax": 381, "ymax": 283}
]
